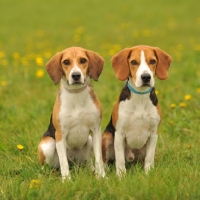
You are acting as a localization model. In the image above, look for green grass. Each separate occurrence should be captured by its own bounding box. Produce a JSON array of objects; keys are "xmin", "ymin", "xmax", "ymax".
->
[{"xmin": 1, "ymin": 0, "xmax": 200, "ymax": 199}]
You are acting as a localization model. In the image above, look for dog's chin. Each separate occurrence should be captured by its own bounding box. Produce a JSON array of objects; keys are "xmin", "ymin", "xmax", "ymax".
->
[{"xmin": 135, "ymin": 82, "xmax": 151, "ymax": 88}]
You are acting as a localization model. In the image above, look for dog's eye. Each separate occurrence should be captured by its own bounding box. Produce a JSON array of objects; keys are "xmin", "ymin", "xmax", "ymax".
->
[
  {"xmin": 150, "ymin": 59, "xmax": 156, "ymax": 65},
  {"xmin": 63, "ymin": 60, "xmax": 70, "ymax": 65},
  {"xmin": 131, "ymin": 60, "xmax": 138, "ymax": 65},
  {"xmin": 80, "ymin": 58, "xmax": 87, "ymax": 64}
]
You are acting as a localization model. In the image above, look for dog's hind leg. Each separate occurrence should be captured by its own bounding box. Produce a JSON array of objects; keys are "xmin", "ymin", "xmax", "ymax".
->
[
  {"xmin": 38, "ymin": 136, "xmax": 59, "ymax": 169},
  {"xmin": 102, "ymin": 131, "xmax": 115, "ymax": 169}
]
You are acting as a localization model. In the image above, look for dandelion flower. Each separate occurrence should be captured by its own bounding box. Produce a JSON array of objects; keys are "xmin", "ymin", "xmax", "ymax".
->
[
  {"xmin": 0, "ymin": 51, "xmax": 5, "ymax": 58},
  {"xmin": 17, "ymin": 144, "xmax": 24, "ymax": 150},
  {"xmin": 29, "ymin": 179, "xmax": 40, "ymax": 188},
  {"xmin": 73, "ymin": 34, "xmax": 81, "ymax": 43},
  {"xmin": 170, "ymin": 103, "xmax": 176, "ymax": 108},
  {"xmin": 13, "ymin": 52, "xmax": 20, "ymax": 59},
  {"xmin": 176, "ymin": 44, "xmax": 184, "ymax": 51},
  {"xmin": 1, "ymin": 81, "xmax": 7, "ymax": 86},
  {"xmin": 187, "ymin": 145, "xmax": 191, "ymax": 149},
  {"xmin": 44, "ymin": 52, "xmax": 52, "ymax": 59},
  {"xmin": 184, "ymin": 94, "xmax": 191, "ymax": 101},
  {"xmin": 35, "ymin": 56, "xmax": 44, "ymax": 66},
  {"xmin": 196, "ymin": 88, "xmax": 200, "ymax": 93},
  {"xmin": 155, "ymin": 90, "xmax": 159, "ymax": 95},
  {"xmin": 179, "ymin": 102, "xmax": 187, "ymax": 107},
  {"xmin": 36, "ymin": 69, "xmax": 44, "ymax": 78},
  {"xmin": 1, "ymin": 60, "xmax": 8, "ymax": 66}
]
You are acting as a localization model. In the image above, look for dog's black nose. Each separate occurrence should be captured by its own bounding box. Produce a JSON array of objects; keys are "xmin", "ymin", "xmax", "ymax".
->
[
  {"xmin": 72, "ymin": 72, "xmax": 81, "ymax": 81},
  {"xmin": 141, "ymin": 73, "xmax": 151, "ymax": 83}
]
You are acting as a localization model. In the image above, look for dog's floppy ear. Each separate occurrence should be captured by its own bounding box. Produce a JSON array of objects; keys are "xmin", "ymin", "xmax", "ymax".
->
[
  {"xmin": 111, "ymin": 48, "xmax": 131, "ymax": 81},
  {"xmin": 154, "ymin": 47, "xmax": 172, "ymax": 80},
  {"xmin": 86, "ymin": 50, "xmax": 104, "ymax": 81},
  {"xmin": 46, "ymin": 52, "xmax": 63, "ymax": 84}
]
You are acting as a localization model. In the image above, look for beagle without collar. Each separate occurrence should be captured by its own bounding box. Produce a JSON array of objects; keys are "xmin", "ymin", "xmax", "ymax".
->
[
  {"xmin": 38, "ymin": 47, "xmax": 105, "ymax": 180},
  {"xmin": 102, "ymin": 45, "xmax": 172, "ymax": 177}
]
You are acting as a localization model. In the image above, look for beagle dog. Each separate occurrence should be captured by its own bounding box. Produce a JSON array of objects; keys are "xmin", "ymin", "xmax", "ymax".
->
[
  {"xmin": 102, "ymin": 45, "xmax": 172, "ymax": 177},
  {"xmin": 38, "ymin": 47, "xmax": 105, "ymax": 180}
]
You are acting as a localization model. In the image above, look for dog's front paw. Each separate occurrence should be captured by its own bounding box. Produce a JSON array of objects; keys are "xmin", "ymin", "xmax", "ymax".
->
[
  {"xmin": 95, "ymin": 169, "xmax": 106, "ymax": 178},
  {"xmin": 95, "ymin": 166, "xmax": 106, "ymax": 178},
  {"xmin": 62, "ymin": 174, "xmax": 71, "ymax": 182},
  {"xmin": 144, "ymin": 164, "xmax": 154, "ymax": 174},
  {"xmin": 94, "ymin": 161, "xmax": 106, "ymax": 178}
]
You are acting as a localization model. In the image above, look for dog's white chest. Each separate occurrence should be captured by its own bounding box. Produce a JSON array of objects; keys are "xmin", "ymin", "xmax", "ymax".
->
[
  {"xmin": 59, "ymin": 88, "xmax": 100, "ymax": 149},
  {"xmin": 117, "ymin": 95, "xmax": 160, "ymax": 149}
]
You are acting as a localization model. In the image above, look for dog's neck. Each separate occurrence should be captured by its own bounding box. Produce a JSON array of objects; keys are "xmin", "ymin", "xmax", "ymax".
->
[{"xmin": 61, "ymin": 77, "xmax": 90, "ymax": 94}]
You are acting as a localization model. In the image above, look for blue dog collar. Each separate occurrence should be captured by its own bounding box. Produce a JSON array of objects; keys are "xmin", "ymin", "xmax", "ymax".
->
[{"xmin": 127, "ymin": 81, "xmax": 153, "ymax": 95}]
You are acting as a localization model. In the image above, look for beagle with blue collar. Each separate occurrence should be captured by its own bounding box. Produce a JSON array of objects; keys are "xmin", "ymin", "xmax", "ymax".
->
[
  {"xmin": 102, "ymin": 45, "xmax": 172, "ymax": 177},
  {"xmin": 38, "ymin": 47, "xmax": 105, "ymax": 180}
]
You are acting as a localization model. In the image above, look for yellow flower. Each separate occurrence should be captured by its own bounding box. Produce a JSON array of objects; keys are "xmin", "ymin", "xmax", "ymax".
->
[
  {"xmin": 196, "ymin": 88, "xmax": 200, "ymax": 93},
  {"xmin": 179, "ymin": 102, "xmax": 187, "ymax": 107},
  {"xmin": 73, "ymin": 34, "xmax": 81, "ymax": 43},
  {"xmin": 1, "ymin": 60, "xmax": 8, "ymax": 66},
  {"xmin": 176, "ymin": 44, "xmax": 184, "ymax": 51},
  {"xmin": 17, "ymin": 144, "xmax": 24, "ymax": 150},
  {"xmin": 1, "ymin": 81, "xmax": 7, "ymax": 86},
  {"xmin": 0, "ymin": 51, "xmax": 5, "ymax": 58},
  {"xmin": 44, "ymin": 51, "xmax": 52, "ymax": 59},
  {"xmin": 112, "ymin": 44, "xmax": 121, "ymax": 51},
  {"xmin": 155, "ymin": 90, "xmax": 159, "ymax": 95},
  {"xmin": 35, "ymin": 56, "xmax": 44, "ymax": 66},
  {"xmin": 13, "ymin": 52, "xmax": 20, "ymax": 59},
  {"xmin": 108, "ymin": 49, "xmax": 115, "ymax": 56},
  {"xmin": 187, "ymin": 145, "xmax": 191, "ymax": 149},
  {"xmin": 142, "ymin": 29, "xmax": 151, "ymax": 37},
  {"xmin": 36, "ymin": 69, "xmax": 44, "ymax": 78},
  {"xmin": 74, "ymin": 26, "xmax": 85, "ymax": 35},
  {"xmin": 170, "ymin": 103, "xmax": 176, "ymax": 108},
  {"xmin": 184, "ymin": 94, "xmax": 191, "ymax": 101},
  {"xmin": 29, "ymin": 179, "xmax": 40, "ymax": 188}
]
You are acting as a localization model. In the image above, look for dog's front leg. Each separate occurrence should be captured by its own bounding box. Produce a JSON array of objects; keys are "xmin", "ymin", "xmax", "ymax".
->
[
  {"xmin": 92, "ymin": 127, "xmax": 105, "ymax": 178},
  {"xmin": 56, "ymin": 135, "xmax": 70, "ymax": 181},
  {"xmin": 144, "ymin": 133, "xmax": 158, "ymax": 173},
  {"xmin": 114, "ymin": 131, "xmax": 126, "ymax": 178}
]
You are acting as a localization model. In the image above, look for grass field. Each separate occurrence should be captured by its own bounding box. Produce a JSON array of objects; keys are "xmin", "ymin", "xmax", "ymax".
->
[{"xmin": 1, "ymin": 0, "xmax": 200, "ymax": 199}]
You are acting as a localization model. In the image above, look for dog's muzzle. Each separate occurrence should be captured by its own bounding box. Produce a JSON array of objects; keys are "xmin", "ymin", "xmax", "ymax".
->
[
  {"xmin": 72, "ymin": 72, "xmax": 81, "ymax": 83},
  {"xmin": 141, "ymin": 73, "xmax": 151, "ymax": 85}
]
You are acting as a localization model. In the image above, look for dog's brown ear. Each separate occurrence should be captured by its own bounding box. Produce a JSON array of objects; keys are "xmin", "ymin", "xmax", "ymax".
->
[
  {"xmin": 111, "ymin": 48, "xmax": 131, "ymax": 81},
  {"xmin": 86, "ymin": 50, "xmax": 104, "ymax": 81},
  {"xmin": 46, "ymin": 52, "xmax": 63, "ymax": 84},
  {"xmin": 153, "ymin": 47, "xmax": 172, "ymax": 80}
]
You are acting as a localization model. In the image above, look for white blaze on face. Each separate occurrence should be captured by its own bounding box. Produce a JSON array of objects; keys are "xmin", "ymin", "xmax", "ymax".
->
[
  {"xmin": 135, "ymin": 50, "xmax": 154, "ymax": 87},
  {"xmin": 68, "ymin": 63, "xmax": 85, "ymax": 85}
]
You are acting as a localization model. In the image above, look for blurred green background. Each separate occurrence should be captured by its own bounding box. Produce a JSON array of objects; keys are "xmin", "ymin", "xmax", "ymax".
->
[{"xmin": 0, "ymin": 0, "xmax": 200, "ymax": 199}]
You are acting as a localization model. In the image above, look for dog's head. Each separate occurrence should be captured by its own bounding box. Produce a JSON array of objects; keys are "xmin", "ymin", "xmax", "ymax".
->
[
  {"xmin": 46, "ymin": 47, "xmax": 104, "ymax": 85},
  {"xmin": 111, "ymin": 45, "xmax": 172, "ymax": 88}
]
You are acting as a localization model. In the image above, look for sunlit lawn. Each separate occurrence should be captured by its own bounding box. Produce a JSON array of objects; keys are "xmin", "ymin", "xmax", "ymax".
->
[{"xmin": 0, "ymin": 0, "xmax": 200, "ymax": 199}]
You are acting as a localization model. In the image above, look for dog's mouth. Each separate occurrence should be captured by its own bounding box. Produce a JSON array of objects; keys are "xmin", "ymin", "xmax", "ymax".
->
[
  {"xmin": 66, "ymin": 79, "xmax": 84, "ymax": 85},
  {"xmin": 142, "ymin": 83, "xmax": 151, "ymax": 87},
  {"xmin": 72, "ymin": 81, "xmax": 82, "ymax": 85}
]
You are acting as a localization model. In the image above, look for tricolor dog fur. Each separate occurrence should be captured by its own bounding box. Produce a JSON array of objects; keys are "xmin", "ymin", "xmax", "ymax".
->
[
  {"xmin": 102, "ymin": 45, "xmax": 172, "ymax": 177},
  {"xmin": 38, "ymin": 47, "xmax": 105, "ymax": 180}
]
